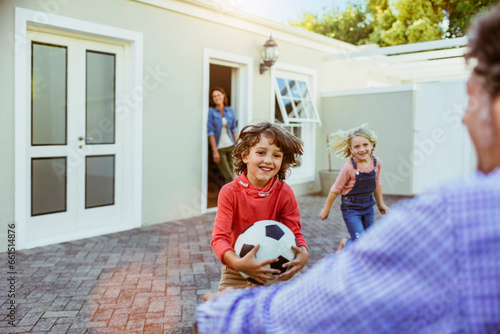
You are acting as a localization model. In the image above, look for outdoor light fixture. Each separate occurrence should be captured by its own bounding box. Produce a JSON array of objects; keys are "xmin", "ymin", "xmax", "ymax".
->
[{"xmin": 259, "ymin": 34, "xmax": 279, "ymax": 74}]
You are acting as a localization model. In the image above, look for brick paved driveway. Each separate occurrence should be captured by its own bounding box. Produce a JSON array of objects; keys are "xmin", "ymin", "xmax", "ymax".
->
[{"xmin": 0, "ymin": 194, "xmax": 407, "ymax": 333}]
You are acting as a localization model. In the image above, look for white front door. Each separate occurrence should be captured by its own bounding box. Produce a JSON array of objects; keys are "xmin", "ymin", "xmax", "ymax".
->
[{"xmin": 25, "ymin": 31, "xmax": 126, "ymax": 246}]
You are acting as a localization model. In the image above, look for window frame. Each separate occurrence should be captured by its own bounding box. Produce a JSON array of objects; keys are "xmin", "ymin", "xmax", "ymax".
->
[
  {"xmin": 274, "ymin": 77, "xmax": 321, "ymax": 125},
  {"xmin": 270, "ymin": 63, "xmax": 320, "ymax": 185}
]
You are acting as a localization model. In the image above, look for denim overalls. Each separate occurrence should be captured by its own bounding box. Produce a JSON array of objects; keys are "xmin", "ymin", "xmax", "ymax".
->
[{"xmin": 341, "ymin": 156, "xmax": 377, "ymax": 242}]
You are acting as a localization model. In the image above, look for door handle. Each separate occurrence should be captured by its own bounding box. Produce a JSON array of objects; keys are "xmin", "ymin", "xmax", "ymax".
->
[{"xmin": 78, "ymin": 136, "xmax": 92, "ymax": 141}]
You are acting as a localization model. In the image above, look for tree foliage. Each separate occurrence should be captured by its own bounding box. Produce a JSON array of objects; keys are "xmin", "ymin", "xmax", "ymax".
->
[
  {"xmin": 290, "ymin": 0, "xmax": 499, "ymax": 46},
  {"xmin": 291, "ymin": 3, "xmax": 373, "ymax": 45},
  {"xmin": 443, "ymin": 0, "xmax": 499, "ymax": 38}
]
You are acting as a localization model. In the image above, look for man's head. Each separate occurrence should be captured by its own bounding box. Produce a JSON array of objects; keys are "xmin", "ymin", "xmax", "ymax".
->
[
  {"xmin": 465, "ymin": 4, "xmax": 500, "ymax": 99},
  {"xmin": 463, "ymin": 4, "xmax": 500, "ymax": 173}
]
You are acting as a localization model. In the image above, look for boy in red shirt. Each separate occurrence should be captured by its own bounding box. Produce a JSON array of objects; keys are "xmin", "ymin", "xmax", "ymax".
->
[{"xmin": 212, "ymin": 121, "xmax": 309, "ymax": 291}]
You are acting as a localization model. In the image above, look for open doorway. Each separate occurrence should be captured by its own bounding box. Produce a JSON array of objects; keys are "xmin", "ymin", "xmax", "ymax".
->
[
  {"xmin": 202, "ymin": 49, "xmax": 253, "ymax": 213},
  {"xmin": 207, "ymin": 64, "xmax": 237, "ymax": 208}
]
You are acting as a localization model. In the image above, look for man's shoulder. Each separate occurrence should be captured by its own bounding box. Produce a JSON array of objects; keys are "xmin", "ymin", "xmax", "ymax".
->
[
  {"xmin": 439, "ymin": 169, "xmax": 500, "ymax": 194},
  {"xmin": 410, "ymin": 169, "xmax": 500, "ymax": 209}
]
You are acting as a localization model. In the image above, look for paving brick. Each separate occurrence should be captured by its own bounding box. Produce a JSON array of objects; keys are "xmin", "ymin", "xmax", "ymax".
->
[
  {"xmin": 144, "ymin": 322, "xmax": 163, "ymax": 333},
  {"xmin": 166, "ymin": 286, "xmax": 181, "ymax": 296},
  {"xmin": 43, "ymin": 311, "xmax": 79, "ymax": 318},
  {"xmin": 31, "ymin": 317, "xmax": 58, "ymax": 331},
  {"xmin": 107, "ymin": 312, "xmax": 128, "ymax": 329},
  {"xmin": 16, "ymin": 310, "xmax": 43, "ymax": 327},
  {"xmin": 151, "ymin": 280, "xmax": 166, "ymax": 292},
  {"xmin": 125, "ymin": 319, "xmax": 145, "ymax": 331},
  {"xmin": 48, "ymin": 323, "xmax": 72, "ymax": 333},
  {"xmin": 91, "ymin": 308, "xmax": 113, "ymax": 322},
  {"xmin": 4, "ymin": 325, "xmax": 38, "ymax": 333},
  {"xmin": 129, "ymin": 309, "xmax": 148, "ymax": 320},
  {"xmin": 147, "ymin": 301, "xmax": 165, "ymax": 313}
]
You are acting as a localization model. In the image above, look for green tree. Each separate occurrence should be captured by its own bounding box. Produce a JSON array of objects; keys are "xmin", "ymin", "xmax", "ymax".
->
[
  {"xmin": 291, "ymin": 0, "xmax": 498, "ymax": 46},
  {"xmin": 290, "ymin": 3, "xmax": 373, "ymax": 45},
  {"xmin": 372, "ymin": 0, "xmax": 447, "ymax": 46},
  {"xmin": 361, "ymin": 0, "xmax": 396, "ymax": 46},
  {"xmin": 443, "ymin": 0, "xmax": 499, "ymax": 38}
]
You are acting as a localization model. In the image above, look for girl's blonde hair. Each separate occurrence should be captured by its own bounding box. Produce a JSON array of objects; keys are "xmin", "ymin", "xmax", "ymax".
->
[{"xmin": 328, "ymin": 124, "xmax": 377, "ymax": 159}]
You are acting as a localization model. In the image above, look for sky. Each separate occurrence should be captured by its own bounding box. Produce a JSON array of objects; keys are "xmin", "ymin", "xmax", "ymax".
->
[{"xmin": 233, "ymin": 0, "xmax": 350, "ymax": 24}]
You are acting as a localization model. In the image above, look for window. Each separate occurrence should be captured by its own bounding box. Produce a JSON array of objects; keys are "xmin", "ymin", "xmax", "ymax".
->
[
  {"xmin": 273, "ymin": 70, "xmax": 320, "ymax": 184},
  {"xmin": 274, "ymin": 77, "xmax": 320, "ymax": 125}
]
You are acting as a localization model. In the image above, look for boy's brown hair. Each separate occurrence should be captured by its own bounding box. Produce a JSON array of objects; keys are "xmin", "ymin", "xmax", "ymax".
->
[{"xmin": 233, "ymin": 121, "xmax": 303, "ymax": 181}]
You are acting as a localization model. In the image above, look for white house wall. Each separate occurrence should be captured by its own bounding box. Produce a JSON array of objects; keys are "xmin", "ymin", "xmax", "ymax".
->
[
  {"xmin": 413, "ymin": 80, "xmax": 475, "ymax": 193},
  {"xmin": 0, "ymin": 0, "xmax": 384, "ymax": 250}
]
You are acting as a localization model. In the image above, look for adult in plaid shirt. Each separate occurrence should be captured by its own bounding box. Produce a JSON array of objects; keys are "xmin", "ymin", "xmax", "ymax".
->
[{"xmin": 195, "ymin": 4, "xmax": 500, "ymax": 333}]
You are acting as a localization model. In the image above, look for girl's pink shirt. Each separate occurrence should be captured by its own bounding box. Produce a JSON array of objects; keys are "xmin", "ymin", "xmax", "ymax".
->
[{"xmin": 330, "ymin": 156, "xmax": 382, "ymax": 195}]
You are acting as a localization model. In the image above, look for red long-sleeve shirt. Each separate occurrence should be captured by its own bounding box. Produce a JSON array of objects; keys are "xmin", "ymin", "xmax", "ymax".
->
[{"xmin": 212, "ymin": 173, "xmax": 308, "ymax": 264}]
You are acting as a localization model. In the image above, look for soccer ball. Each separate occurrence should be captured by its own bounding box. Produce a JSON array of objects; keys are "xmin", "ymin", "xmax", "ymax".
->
[{"xmin": 234, "ymin": 220, "xmax": 297, "ymax": 284}]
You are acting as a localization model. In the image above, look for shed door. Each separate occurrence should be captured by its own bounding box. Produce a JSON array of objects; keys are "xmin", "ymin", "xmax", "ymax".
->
[{"xmin": 26, "ymin": 31, "xmax": 125, "ymax": 245}]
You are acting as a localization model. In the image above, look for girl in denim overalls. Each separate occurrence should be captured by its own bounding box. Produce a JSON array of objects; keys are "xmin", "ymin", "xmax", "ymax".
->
[{"xmin": 320, "ymin": 125, "xmax": 390, "ymax": 246}]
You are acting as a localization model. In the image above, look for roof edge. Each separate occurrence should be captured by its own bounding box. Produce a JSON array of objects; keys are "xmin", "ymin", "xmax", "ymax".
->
[{"xmin": 132, "ymin": 0, "xmax": 358, "ymax": 54}]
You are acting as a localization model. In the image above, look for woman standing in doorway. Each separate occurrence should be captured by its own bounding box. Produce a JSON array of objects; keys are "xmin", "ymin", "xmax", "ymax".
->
[{"xmin": 207, "ymin": 87, "xmax": 238, "ymax": 184}]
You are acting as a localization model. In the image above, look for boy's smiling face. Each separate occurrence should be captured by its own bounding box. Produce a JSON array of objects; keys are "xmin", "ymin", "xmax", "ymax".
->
[{"xmin": 242, "ymin": 134, "xmax": 283, "ymax": 188}]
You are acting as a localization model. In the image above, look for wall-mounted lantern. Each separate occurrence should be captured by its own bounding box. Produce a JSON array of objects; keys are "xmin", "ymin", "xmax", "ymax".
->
[{"xmin": 259, "ymin": 35, "xmax": 279, "ymax": 74}]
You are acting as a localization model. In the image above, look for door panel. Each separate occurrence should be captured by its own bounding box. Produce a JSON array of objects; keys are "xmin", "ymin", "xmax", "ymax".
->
[
  {"xmin": 85, "ymin": 155, "xmax": 115, "ymax": 208},
  {"xmin": 31, "ymin": 157, "xmax": 67, "ymax": 216},
  {"xmin": 31, "ymin": 42, "xmax": 67, "ymax": 146},
  {"xmin": 85, "ymin": 50, "xmax": 116, "ymax": 145},
  {"xmin": 26, "ymin": 31, "xmax": 124, "ymax": 244}
]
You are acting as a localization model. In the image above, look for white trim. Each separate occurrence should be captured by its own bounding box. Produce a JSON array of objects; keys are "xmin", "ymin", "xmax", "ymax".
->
[
  {"xmin": 322, "ymin": 84, "xmax": 414, "ymax": 98},
  {"xmin": 270, "ymin": 62, "xmax": 318, "ymax": 185},
  {"xmin": 371, "ymin": 57, "xmax": 467, "ymax": 73},
  {"xmin": 25, "ymin": 224, "xmax": 138, "ymax": 250},
  {"xmin": 210, "ymin": 58, "xmax": 245, "ymax": 68},
  {"xmin": 201, "ymin": 48, "xmax": 253, "ymax": 213},
  {"xmin": 14, "ymin": 7, "xmax": 143, "ymax": 249},
  {"xmin": 133, "ymin": 0, "xmax": 357, "ymax": 54},
  {"xmin": 357, "ymin": 47, "xmax": 467, "ymax": 65},
  {"xmin": 273, "ymin": 61, "xmax": 318, "ymax": 77},
  {"xmin": 326, "ymin": 37, "xmax": 467, "ymax": 61}
]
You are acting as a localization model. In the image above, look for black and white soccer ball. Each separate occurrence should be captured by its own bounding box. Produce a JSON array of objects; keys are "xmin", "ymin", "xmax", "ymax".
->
[{"xmin": 234, "ymin": 220, "xmax": 297, "ymax": 284}]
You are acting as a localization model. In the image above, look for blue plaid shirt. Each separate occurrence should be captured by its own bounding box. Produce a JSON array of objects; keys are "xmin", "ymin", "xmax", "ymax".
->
[{"xmin": 196, "ymin": 168, "xmax": 500, "ymax": 333}]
